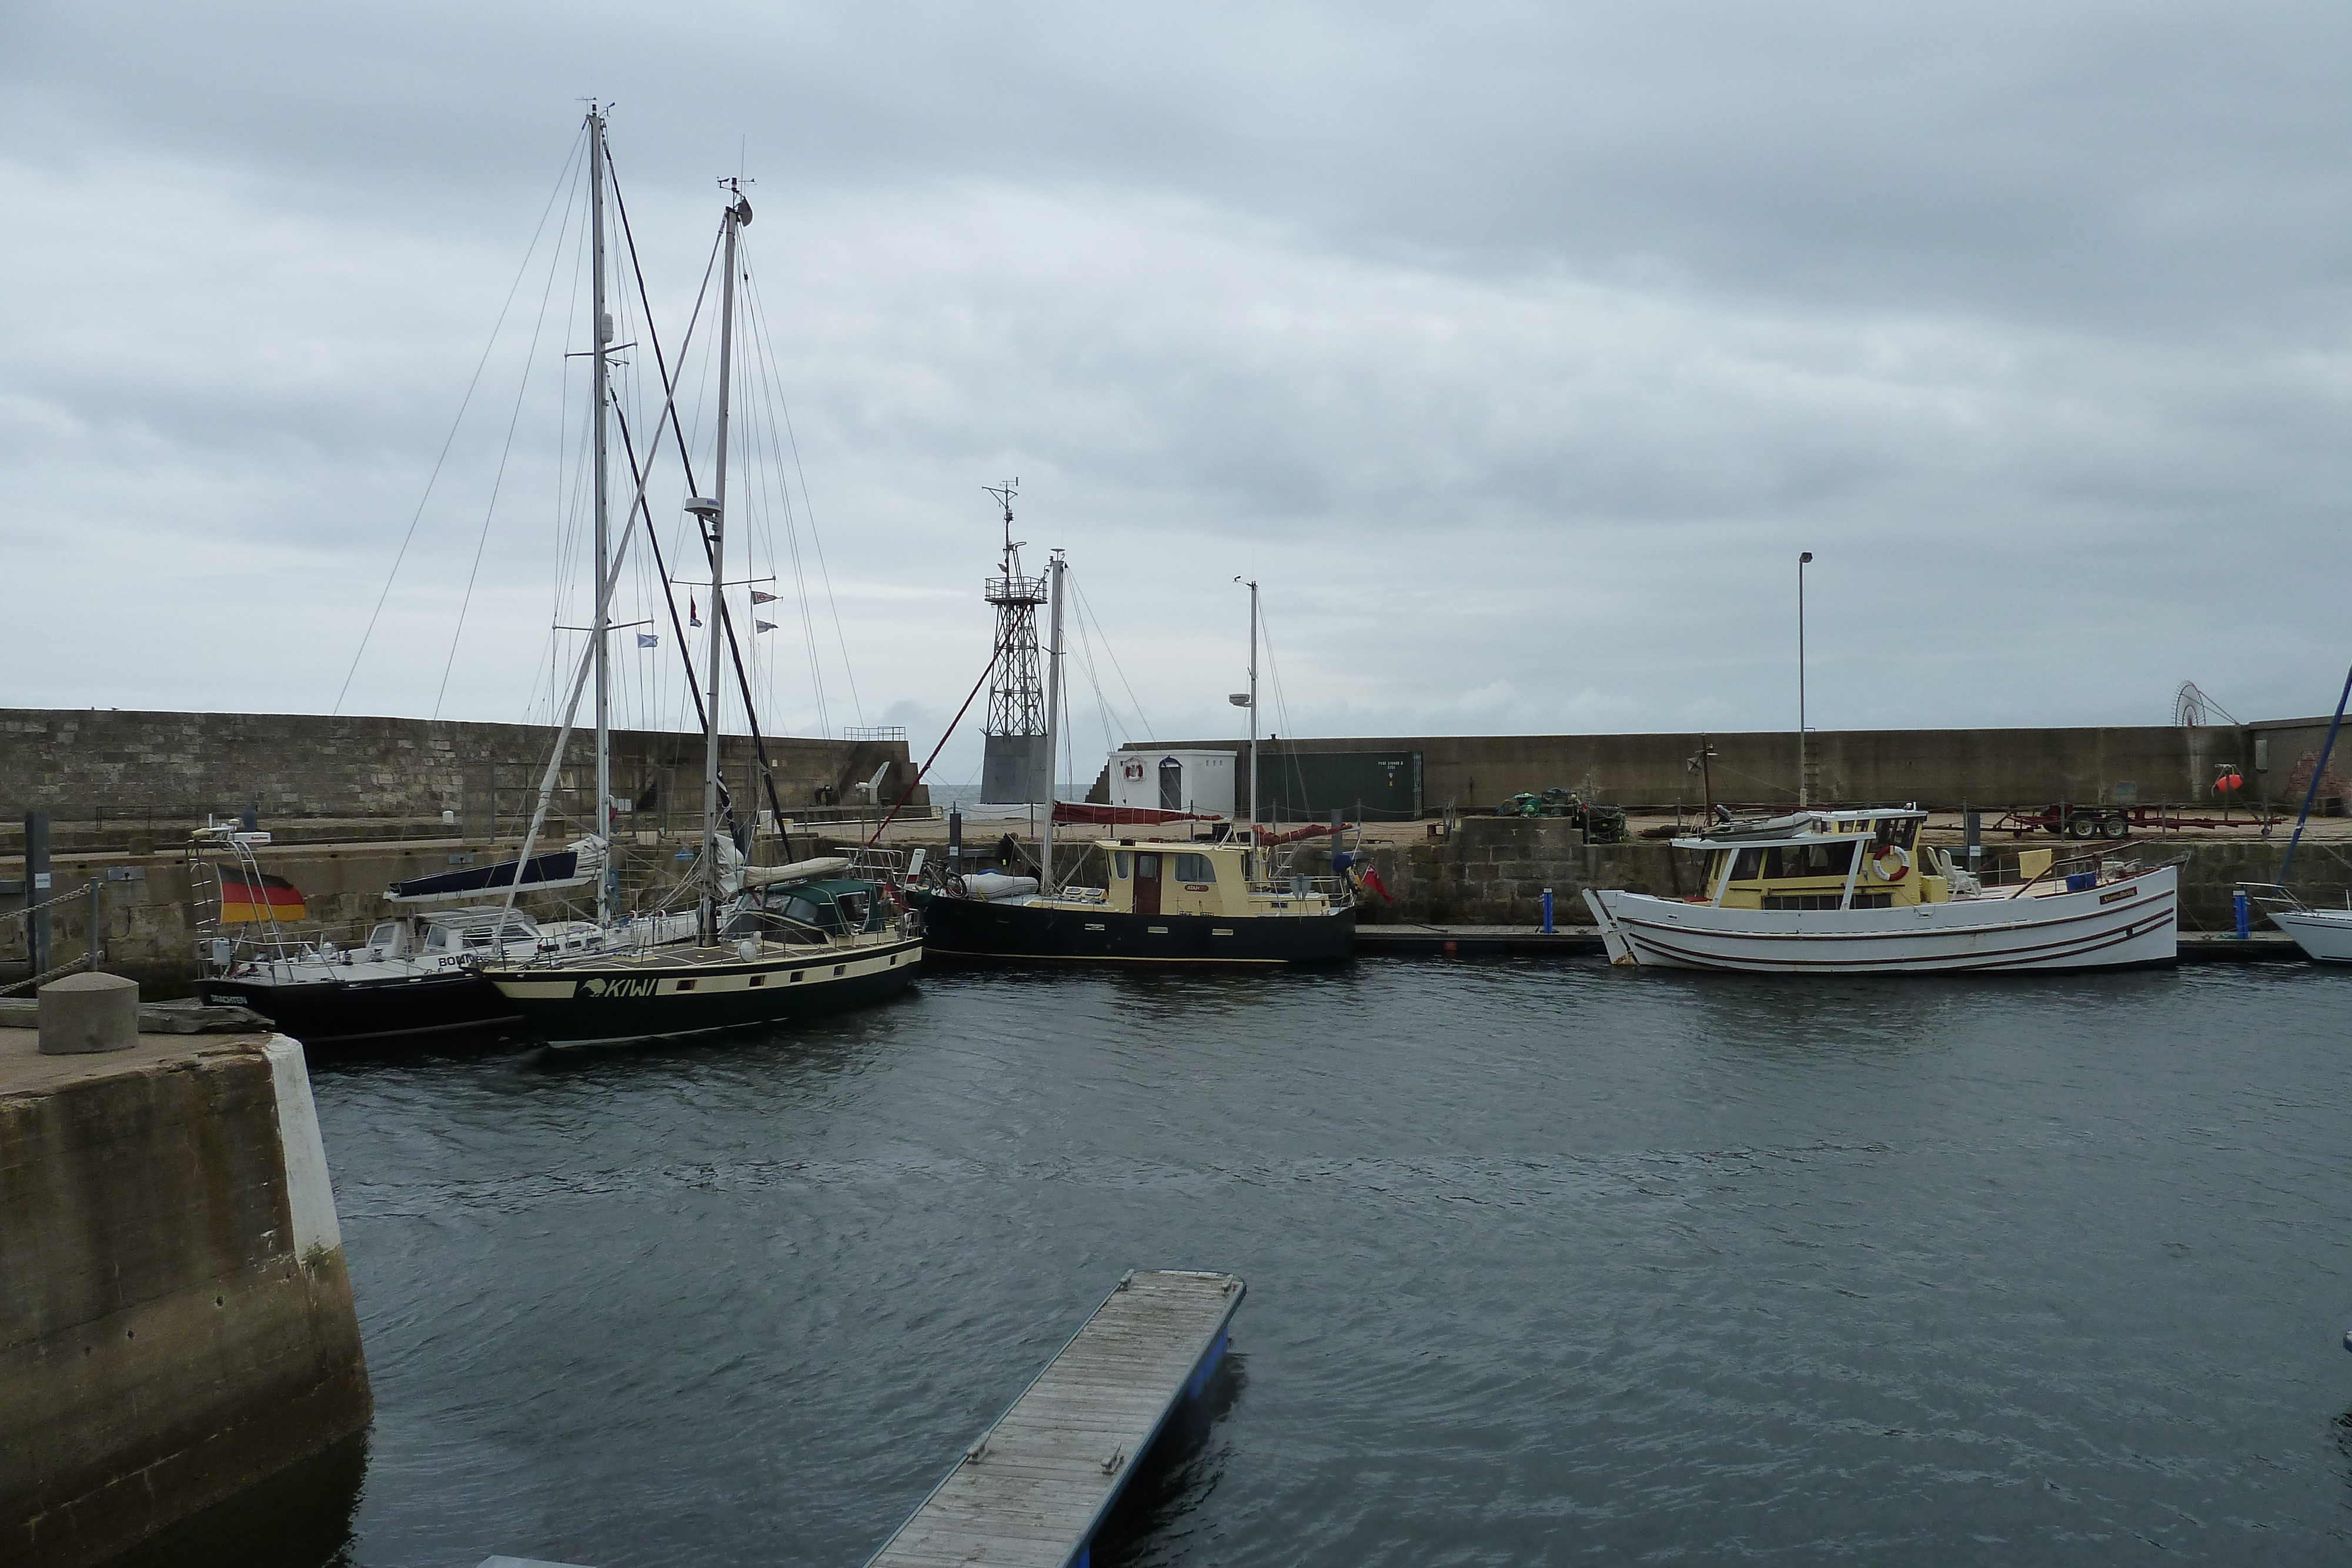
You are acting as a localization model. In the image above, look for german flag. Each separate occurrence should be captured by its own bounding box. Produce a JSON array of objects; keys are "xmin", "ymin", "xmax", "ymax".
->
[{"xmin": 217, "ymin": 864, "xmax": 308, "ymax": 924}]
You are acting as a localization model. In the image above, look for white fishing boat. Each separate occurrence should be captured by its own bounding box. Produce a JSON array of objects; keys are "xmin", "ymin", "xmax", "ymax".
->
[{"xmin": 1583, "ymin": 807, "xmax": 2177, "ymax": 973}]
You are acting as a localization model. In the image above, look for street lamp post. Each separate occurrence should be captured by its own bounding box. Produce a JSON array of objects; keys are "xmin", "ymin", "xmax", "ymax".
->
[{"xmin": 1798, "ymin": 551, "xmax": 1814, "ymax": 808}]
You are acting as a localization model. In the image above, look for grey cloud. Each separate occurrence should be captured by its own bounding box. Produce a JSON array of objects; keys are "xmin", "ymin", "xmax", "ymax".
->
[{"xmin": 5, "ymin": 2, "xmax": 2350, "ymax": 788}]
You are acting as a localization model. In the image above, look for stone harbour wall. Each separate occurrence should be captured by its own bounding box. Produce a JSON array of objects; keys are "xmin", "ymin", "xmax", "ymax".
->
[
  {"xmin": 1135, "ymin": 716, "xmax": 2340, "ymax": 816},
  {"xmin": 0, "ymin": 708, "xmax": 921, "ymax": 851}
]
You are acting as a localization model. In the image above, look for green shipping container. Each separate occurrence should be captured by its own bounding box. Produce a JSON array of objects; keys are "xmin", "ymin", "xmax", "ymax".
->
[{"xmin": 1251, "ymin": 751, "xmax": 1423, "ymax": 822}]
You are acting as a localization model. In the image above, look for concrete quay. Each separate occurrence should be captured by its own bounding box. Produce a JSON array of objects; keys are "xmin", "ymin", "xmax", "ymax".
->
[{"xmin": 1, "ymin": 1021, "xmax": 371, "ymax": 1567}]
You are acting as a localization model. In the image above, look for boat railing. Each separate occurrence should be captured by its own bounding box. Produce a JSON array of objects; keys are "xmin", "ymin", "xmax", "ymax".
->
[
  {"xmin": 2236, "ymin": 881, "xmax": 2311, "ymax": 915},
  {"xmin": 1251, "ymin": 874, "xmax": 1353, "ymax": 904},
  {"xmin": 843, "ymin": 846, "xmax": 910, "ymax": 882},
  {"xmin": 196, "ymin": 916, "xmax": 390, "ymax": 974}
]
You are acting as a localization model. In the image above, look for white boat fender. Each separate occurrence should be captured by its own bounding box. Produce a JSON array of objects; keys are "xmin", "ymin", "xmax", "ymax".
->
[
  {"xmin": 736, "ymin": 938, "xmax": 759, "ymax": 961},
  {"xmin": 1869, "ymin": 845, "xmax": 1912, "ymax": 882}
]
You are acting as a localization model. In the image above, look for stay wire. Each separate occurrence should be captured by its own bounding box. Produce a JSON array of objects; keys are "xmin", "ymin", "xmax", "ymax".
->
[
  {"xmin": 739, "ymin": 260, "xmax": 837, "ymax": 734},
  {"xmin": 1071, "ymin": 576, "xmax": 1153, "ymax": 739},
  {"xmin": 747, "ymin": 267, "xmax": 865, "ymax": 728},
  {"xmin": 335, "ymin": 124, "xmax": 586, "ymax": 715},
  {"xmin": 610, "ymin": 174, "xmax": 793, "ymax": 844},
  {"xmin": 433, "ymin": 161, "xmax": 579, "ymax": 717}
]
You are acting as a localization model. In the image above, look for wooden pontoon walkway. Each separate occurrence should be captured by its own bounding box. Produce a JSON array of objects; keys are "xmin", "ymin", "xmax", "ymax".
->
[{"xmin": 866, "ymin": 1269, "xmax": 1245, "ymax": 1568}]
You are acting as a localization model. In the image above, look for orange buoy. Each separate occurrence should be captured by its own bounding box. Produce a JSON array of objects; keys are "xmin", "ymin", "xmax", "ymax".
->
[{"xmin": 2216, "ymin": 772, "xmax": 2244, "ymax": 793}]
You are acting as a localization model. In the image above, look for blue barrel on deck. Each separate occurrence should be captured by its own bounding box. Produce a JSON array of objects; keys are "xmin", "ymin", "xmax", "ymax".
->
[{"xmin": 2064, "ymin": 872, "xmax": 2097, "ymax": 892}]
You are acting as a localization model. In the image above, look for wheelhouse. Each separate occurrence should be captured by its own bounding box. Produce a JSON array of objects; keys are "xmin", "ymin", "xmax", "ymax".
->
[
  {"xmin": 1094, "ymin": 837, "xmax": 1339, "ymax": 918},
  {"xmin": 728, "ymin": 877, "xmax": 887, "ymax": 942},
  {"xmin": 1681, "ymin": 809, "xmax": 1957, "ymax": 911}
]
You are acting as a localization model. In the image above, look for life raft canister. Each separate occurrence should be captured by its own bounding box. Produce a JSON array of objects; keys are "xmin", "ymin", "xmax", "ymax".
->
[{"xmin": 1869, "ymin": 844, "xmax": 1912, "ymax": 882}]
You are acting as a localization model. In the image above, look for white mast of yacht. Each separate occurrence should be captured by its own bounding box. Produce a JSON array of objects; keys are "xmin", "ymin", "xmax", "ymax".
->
[
  {"xmin": 587, "ymin": 105, "xmax": 615, "ymax": 925},
  {"xmin": 694, "ymin": 182, "xmax": 749, "ymax": 944},
  {"xmin": 1038, "ymin": 549, "xmax": 1067, "ymax": 892},
  {"xmin": 1244, "ymin": 579, "xmax": 1260, "ymax": 832}
]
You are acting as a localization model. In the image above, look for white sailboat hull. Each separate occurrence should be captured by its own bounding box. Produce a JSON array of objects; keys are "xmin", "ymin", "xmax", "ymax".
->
[
  {"xmin": 2267, "ymin": 907, "xmax": 2352, "ymax": 962},
  {"xmin": 1582, "ymin": 867, "xmax": 2177, "ymax": 974}
]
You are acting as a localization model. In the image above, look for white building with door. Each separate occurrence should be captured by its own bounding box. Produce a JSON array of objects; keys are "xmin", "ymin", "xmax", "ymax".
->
[{"xmin": 1105, "ymin": 749, "xmax": 1235, "ymax": 818}]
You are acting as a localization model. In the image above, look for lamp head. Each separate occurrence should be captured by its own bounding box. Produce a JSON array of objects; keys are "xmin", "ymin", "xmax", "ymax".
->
[{"xmin": 1799, "ymin": 551, "xmax": 1814, "ymax": 564}]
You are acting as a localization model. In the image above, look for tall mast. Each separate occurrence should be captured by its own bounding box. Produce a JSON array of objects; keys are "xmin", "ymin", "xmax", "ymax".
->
[
  {"xmin": 1245, "ymin": 579, "xmax": 1259, "ymax": 831},
  {"xmin": 1039, "ymin": 549, "xmax": 1067, "ymax": 892},
  {"xmin": 587, "ymin": 105, "xmax": 614, "ymax": 924},
  {"xmin": 698, "ymin": 183, "xmax": 749, "ymax": 944}
]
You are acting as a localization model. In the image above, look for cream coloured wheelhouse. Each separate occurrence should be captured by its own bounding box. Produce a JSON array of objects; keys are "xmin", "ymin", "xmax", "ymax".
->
[{"xmin": 1584, "ymin": 807, "xmax": 2177, "ymax": 973}]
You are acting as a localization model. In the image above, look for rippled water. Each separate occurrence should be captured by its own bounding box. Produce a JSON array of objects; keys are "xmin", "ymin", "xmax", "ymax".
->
[{"xmin": 243, "ymin": 961, "xmax": 2352, "ymax": 1563}]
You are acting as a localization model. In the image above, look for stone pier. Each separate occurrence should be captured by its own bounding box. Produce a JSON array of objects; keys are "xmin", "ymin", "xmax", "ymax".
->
[{"xmin": 1, "ymin": 1024, "xmax": 372, "ymax": 1567}]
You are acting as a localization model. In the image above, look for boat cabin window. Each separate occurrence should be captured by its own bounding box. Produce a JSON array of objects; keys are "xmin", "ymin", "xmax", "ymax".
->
[
  {"xmin": 1730, "ymin": 848, "xmax": 1765, "ymax": 881},
  {"xmin": 770, "ymin": 893, "xmax": 828, "ymax": 930},
  {"xmin": 366, "ymin": 922, "xmax": 399, "ymax": 952},
  {"xmin": 1173, "ymin": 853, "xmax": 1216, "ymax": 883},
  {"xmin": 835, "ymin": 891, "xmax": 871, "ymax": 930},
  {"xmin": 1762, "ymin": 842, "xmax": 1857, "ymax": 879},
  {"xmin": 1876, "ymin": 817, "xmax": 1921, "ymax": 851},
  {"xmin": 1113, "ymin": 851, "xmax": 1130, "ymax": 879}
]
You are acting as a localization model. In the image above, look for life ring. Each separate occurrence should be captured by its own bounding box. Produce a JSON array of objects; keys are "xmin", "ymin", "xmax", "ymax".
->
[{"xmin": 1869, "ymin": 844, "xmax": 1912, "ymax": 882}]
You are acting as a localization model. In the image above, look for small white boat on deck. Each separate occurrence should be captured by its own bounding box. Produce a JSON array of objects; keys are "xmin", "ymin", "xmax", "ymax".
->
[{"xmin": 1584, "ymin": 807, "xmax": 2177, "ymax": 973}]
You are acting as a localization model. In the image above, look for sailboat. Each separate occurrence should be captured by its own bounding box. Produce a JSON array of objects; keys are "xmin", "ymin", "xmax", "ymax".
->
[
  {"xmin": 914, "ymin": 566, "xmax": 1355, "ymax": 965},
  {"xmin": 477, "ymin": 169, "xmax": 920, "ymax": 1046},
  {"xmin": 196, "ymin": 111, "xmax": 722, "ymax": 1049}
]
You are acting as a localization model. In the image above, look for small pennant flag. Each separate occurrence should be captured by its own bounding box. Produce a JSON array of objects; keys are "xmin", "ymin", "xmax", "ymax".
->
[
  {"xmin": 689, "ymin": 596, "xmax": 701, "ymax": 628},
  {"xmin": 216, "ymin": 864, "xmax": 308, "ymax": 924},
  {"xmin": 754, "ymin": 619, "xmax": 777, "ymax": 633},
  {"xmin": 751, "ymin": 590, "xmax": 777, "ymax": 604},
  {"xmin": 636, "ymin": 632, "xmax": 659, "ymax": 648}
]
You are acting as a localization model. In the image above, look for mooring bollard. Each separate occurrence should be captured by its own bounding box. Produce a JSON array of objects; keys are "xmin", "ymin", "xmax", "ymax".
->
[
  {"xmin": 38, "ymin": 971, "xmax": 138, "ymax": 1055},
  {"xmin": 2233, "ymin": 887, "xmax": 2251, "ymax": 940},
  {"xmin": 1541, "ymin": 887, "xmax": 1555, "ymax": 934}
]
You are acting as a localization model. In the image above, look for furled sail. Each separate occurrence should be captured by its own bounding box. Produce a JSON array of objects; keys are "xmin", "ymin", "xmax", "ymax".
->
[{"xmin": 385, "ymin": 835, "xmax": 606, "ymax": 904}]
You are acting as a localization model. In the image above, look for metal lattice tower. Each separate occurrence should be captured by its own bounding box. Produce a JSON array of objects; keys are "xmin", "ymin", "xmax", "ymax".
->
[
  {"xmin": 983, "ymin": 480, "xmax": 1047, "ymax": 739},
  {"xmin": 978, "ymin": 480, "xmax": 1052, "ymax": 803}
]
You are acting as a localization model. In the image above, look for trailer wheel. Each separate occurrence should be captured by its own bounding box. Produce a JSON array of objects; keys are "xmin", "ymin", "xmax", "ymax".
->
[
  {"xmin": 2100, "ymin": 813, "xmax": 2129, "ymax": 839},
  {"xmin": 2067, "ymin": 812, "xmax": 2099, "ymax": 838}
]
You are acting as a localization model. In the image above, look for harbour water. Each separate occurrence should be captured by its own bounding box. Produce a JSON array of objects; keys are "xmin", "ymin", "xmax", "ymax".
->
[{"xmin": 241, "ymin": 961, "xmax": 2352, "ymax": 1564}]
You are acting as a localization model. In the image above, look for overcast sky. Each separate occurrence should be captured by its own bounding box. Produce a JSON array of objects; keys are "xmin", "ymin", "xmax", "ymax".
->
[{"xmin": 6, "ymin": 2, "xmax": 2350, "ymax": 790}]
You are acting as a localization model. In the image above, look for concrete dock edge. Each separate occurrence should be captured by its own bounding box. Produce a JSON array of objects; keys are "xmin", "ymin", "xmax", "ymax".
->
[{"xmin": 0, "ymin": 1027, "xmax": 373, "ymax": 1568}]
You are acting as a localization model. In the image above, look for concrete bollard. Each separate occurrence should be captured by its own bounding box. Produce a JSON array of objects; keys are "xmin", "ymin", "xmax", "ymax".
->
[{"xmin": 37, "ymin": 971, "xmax": 139, "ymax": 1055}]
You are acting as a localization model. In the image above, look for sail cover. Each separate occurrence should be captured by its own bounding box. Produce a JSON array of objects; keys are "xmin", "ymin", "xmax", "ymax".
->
[{"xmin": 384, "ymin": 836, "xmax": 605, "ymax": 904}]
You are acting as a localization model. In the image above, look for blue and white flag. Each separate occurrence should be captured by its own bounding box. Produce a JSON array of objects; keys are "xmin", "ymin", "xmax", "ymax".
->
[
  {"xmin": 754, "ymin": 619, "xmax": 777, "ymax": 633},
  {"xmin": 636, "ymin": 632, "xmax": 659, "ymax": 648}
]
